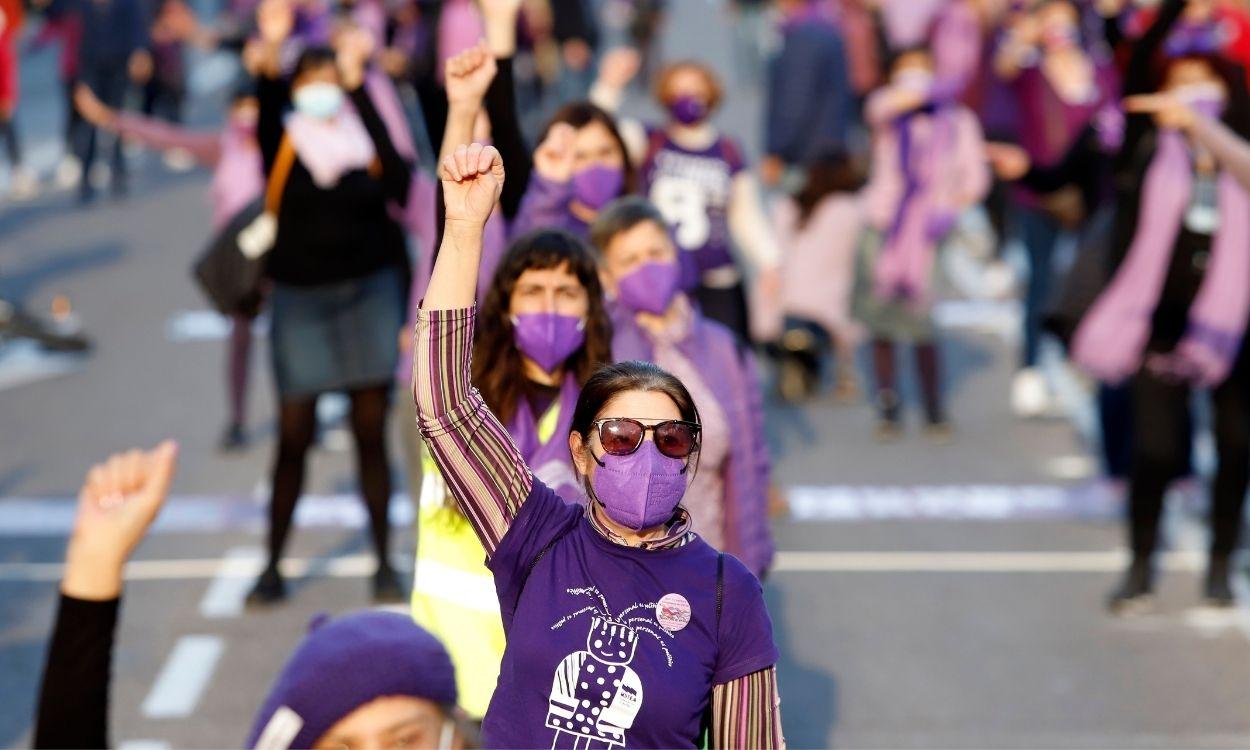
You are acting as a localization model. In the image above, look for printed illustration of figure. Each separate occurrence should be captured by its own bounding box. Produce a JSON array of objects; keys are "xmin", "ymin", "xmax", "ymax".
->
[{"xmin": 545, "ymin": 587, "xmax": 677, "ymax": 749}]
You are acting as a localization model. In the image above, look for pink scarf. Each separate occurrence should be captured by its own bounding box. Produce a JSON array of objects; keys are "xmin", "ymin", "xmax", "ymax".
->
[
  {"xmin": 1073, "ymin": 129, "xmax": 1250, "ymax": 386},
  {"xmin": 285, "ymin": 109, "xmax": 376, "ymax": 188}
]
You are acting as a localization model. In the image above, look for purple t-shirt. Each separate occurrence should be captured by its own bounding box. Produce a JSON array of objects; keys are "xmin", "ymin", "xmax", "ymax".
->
[
  {"xmin": 482, "ymin": 480, "xmax": 779, "ymax": 749},
  {"xmin": 642, "ymin": 130, "xmax": 747, "ymax": 278}
]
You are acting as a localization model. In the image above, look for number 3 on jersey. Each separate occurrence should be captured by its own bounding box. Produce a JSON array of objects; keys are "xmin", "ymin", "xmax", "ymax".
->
[{"xmin": 649, "ymin": 175, "xmax": 710, "ymax": 251}]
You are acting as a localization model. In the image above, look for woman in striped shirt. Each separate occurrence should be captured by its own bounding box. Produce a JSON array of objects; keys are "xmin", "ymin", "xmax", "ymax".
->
[{"xmin": 415, "ymin": 142, "xmax": 784, "ymax": 749}]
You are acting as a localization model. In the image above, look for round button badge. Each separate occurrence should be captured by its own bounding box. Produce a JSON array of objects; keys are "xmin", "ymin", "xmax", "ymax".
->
[{"xmin": 656, "ymin": 593, "xmax": 692, "ymax": 632}]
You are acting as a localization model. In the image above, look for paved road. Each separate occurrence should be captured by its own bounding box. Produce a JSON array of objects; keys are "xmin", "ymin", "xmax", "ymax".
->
[{"xmin": 3, "ymin": 1, "xmax": 1250, "ymax": 748}]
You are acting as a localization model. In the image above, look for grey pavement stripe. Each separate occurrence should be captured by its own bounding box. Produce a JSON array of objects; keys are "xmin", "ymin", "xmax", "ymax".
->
[
  {"xmin": 140, "ymin": 635, "xmax": 224, "ymax": 719},
  {"xmin": 198, "ymin": 546, "xmax": 265, "ymax": 619},
  {"xmin": 118, "ymin": 741, "xmax": 172, "ymax": 750}
]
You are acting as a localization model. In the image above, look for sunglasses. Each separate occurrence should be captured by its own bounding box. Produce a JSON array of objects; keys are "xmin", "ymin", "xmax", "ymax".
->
[{"xmin": 590, "ymin": 418, "xmax": 701, "ymax": 460}]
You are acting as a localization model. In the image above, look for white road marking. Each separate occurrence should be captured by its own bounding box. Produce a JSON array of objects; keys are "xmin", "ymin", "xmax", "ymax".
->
[
  {"xmin": 785, "ymin": 484, "xmax": 1121, "ymax": 521},
  {"xmin": 198, "ymin": 546, "xmax": 265, "ymax": 619},
  {"xmin": 0, "ymin": 553, "xmax": 405, "ymax": 582},
  {"xmin": 140, "ymin": 635, "xmax": 224, "ymax": 719},
  {"xmin": 772, "ymin": 550, "xmax": 1206, "ymax": 573},
  {"xmin": 119, "ymin": 741, "xmax": 172, "ymax": 750},
  {"xmin": 0, "ymin": 340, "xmax": 87, "ymax": 392}
]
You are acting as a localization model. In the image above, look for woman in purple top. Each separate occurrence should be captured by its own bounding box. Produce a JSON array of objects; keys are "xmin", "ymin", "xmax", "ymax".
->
[
  {"xmin": 996, "ymin": 0, "xmax": 1120, "ymax": 416},
  {"xmin": 590, "ymin": 197, "xmax": 775, "ymax": 581},
  {"xmin": 511, "ymin": 102, "xmax": 637, "ymax": 239},
  {"xmin": 416, "ymin": 142, "xmax": 783, "ymax": 748}
]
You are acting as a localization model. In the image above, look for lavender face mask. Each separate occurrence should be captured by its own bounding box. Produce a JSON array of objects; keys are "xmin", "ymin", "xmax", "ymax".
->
[
  {"xmin": 510, "ymin": 312, "xmax": 586, "ymax": 373},
  {"xmin": 591, "ymin": 441, "xmax": 687, "ymax": 531},
  {"xmin": 668, "ymin": 95, "xmax": 709, "ymax": 125},
  {"xmin": 616, "ymin": 261, "xmax": 681, "ymax": 316},
  {"xmin": 570, "ymin": 164, "xmax": 625, "ymax": 210}
]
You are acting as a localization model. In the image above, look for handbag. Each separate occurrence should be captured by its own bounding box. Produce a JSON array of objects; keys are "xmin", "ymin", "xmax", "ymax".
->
[{"xmin": 191, "ymin": 136, "xmax": 297, "ymax": 316}]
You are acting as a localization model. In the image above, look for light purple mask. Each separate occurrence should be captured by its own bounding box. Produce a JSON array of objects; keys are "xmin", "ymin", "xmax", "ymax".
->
[
  {"xmin": 571, "ymin": 164, "xmax": 625, "ymax": 210},
  {"xmin": 668, "ymin": 96, "xmax": 709, "ymax": 126},
  {"xmin": 511, "ymin": 312, "xmax": 586, "ymax": 373},
  {"xmin": 616, "ymin": 261, "xmax": 681, "ymax": 315},
  {"xmin": 591, "ymin": 441, "xmax": 687, "ymax": 530}
]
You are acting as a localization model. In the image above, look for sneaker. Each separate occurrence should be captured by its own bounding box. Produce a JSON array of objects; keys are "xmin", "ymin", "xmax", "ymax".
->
[
  {"xmin": 219, "ymin": 423, "xmax": 248, "ymax": 452},
  {"xmin": 245, "ymin": 567, "xmax": 287, "ymax": 607},
  {"xmin": 1203, "ymin": 556, "xmax": 1235, "ymax": 608},
  {"xmin": 1011, "ymin": 368, "xmax": 1050, "ymax": 418},
  {"xmin": 162, "ymin": 147, "xmax": 197, "ymax": 172},
  {"xmin": 55, "ymin": 155, "xmax": 83, "ymax": 190},
  {"xmin": 7, "ymin": 168, "xmax": 40, "ymax": 201},
  {"xmin": 1107, "ymin": 561, "xmax": 1154, "ymax": 615},
  {"xmin": 372, "ymin": 564, "xmax": 405, "ymax": 603}
]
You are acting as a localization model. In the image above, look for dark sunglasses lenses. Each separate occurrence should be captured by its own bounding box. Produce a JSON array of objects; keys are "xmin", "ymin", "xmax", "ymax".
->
[
  {"xmin": 600, "ymin": 419, "xmax": 645, "ymax": 455},
  {"xmin": 654, "ymin": 421, "xmax": 698, "ymax": 458}
]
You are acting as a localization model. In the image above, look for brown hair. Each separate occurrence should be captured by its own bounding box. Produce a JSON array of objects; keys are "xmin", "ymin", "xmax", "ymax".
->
[
  {"xmin": 794, "ymin": 152, "xmax": 862, "ymax": 228},
  {"xmin": 654, "ymin": 60, "xmax": 723, "ymax": 111},
  {"xmin": 539, "ymin": 101, "xmax": 638, "ymax": 194},
  {"xmin": 472, "ymin": 230, "xmax": 614, "ymax": 424},
  {"xmin": 588, "ymin": 196, "xmax": 668, "ymax": 256},
  {"xmin": 570, "ymin": 361, "xmax": 702, "ymax": 481}
]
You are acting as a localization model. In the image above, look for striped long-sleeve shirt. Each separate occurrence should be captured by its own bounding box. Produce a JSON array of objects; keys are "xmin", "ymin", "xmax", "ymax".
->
[{"xmin": 412, "ymin": 306, "xmax": 783, "ymax": 749}]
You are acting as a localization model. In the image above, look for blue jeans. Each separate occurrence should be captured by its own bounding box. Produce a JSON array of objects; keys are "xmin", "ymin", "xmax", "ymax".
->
[{"xmin": 1015, "ymin": 206, "xmax": 1063, "ymax": 367}]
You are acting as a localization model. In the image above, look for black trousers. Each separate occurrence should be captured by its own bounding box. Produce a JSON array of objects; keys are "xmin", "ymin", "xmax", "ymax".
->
[{"xmin": 1127, "ymin": 345, "xmax": 1250, "ymax": 562}]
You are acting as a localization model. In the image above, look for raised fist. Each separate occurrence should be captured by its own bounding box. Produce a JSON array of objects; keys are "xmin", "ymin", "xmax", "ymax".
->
[
  {"xmin": 445, "ymin": 40, "xmax": 498, "ymax": 112},
  {"xmin": 257, "ymin": 0, "xmax": 294, "ymax": 46},
  {"xmin": 440, "ymin": 143, "xmax": 505, "ymax": 228}
]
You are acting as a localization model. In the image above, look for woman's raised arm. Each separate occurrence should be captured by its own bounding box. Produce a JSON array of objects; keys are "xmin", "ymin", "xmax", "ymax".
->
[{"xmin": 413, "ymin": 144, "xmax": 534, "ymax": 555}]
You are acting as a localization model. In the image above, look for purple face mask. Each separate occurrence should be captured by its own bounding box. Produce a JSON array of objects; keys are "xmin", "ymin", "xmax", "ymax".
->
[
  {"xmin": 668, "ymin": 95, "xmax": 709, "ymax": 126},
  {"xmin": 616, "ymin": 261, "xmax": 681, "ymax": 316},
  {"xmin": 510, "ymin": 312, "xmax": 586, "ymax": 373},
  {"xmin": 571, "ymin": 164, "xmax": 625, "ymax": 210},
  {"xmin": 591, "ymin": 441, "xmax": 687, "ymax": 530}
]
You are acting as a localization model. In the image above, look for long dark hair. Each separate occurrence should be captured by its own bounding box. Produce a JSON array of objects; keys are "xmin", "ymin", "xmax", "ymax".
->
[
  {"xmin": 794, "ymin": 152, "xmax": 862, "ymax": 228},
  {"xmin": 540, "ymin": 101, "xmax": 638, "ymax": 195},
  {"xmin": 570, "ymin": 360, "xmax": 702, "ymax": 480},
  {"xmin": 472, "ymin": 230, "xmax": 613, "ymax": 423}
]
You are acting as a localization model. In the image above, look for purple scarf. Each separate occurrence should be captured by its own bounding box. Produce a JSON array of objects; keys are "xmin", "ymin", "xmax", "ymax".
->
[
  {"xmin": 874, "ymin": 105, "xmax": 957, "ymax": 305},
  {"xmin": 1073, "ymin": 129, "xmax": 1250, "ymax": 386},
  {"xmin": 506, "ymin": 372, "xmax": 584, "ymax": 504}
]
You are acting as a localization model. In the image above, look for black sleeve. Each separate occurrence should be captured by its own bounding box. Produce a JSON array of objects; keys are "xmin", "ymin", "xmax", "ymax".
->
[
  {"xmin": 350, "ymin": 83, "xmax": 413, "ymax": 206},
  {"xmin": 1102, "ymin": 12, "xmax": 1124, "ymax": 53},
  {"xmin": 485, "ymin": 56, "xmax": 532, "ymax": 220},
  {"xmin": 1021, "ymin": 125, "xmax": 1098, "ymax": 193},
  {"xmin": 1116, "ymin": 0, "xmax": 1185, "ymax": 177},
  {"xmin": 257, "ymin": 73, "xmax": 290, "ymax": 177},
  {"xmin": 34, "ymin": 595, "xmax": 120, "ymax": 750}
]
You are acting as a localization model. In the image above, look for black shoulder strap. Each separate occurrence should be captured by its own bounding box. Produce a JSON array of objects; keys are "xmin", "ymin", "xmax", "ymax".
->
[
  {"xmin": 516, "ymin": 533, "xmax": 562, "ymax": 599},
  {"xmin": 716, "ymin": 552, "xmax": 725, "ymax": 629}
]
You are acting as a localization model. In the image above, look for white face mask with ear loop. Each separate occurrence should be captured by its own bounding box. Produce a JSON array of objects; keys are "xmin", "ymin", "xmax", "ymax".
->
[{"xmin": 436, "ymin": 717, "xmax": 455, "ymax": 750}]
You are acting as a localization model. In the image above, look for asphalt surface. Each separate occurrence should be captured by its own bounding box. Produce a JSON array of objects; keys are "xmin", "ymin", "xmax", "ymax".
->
[{"xmin": 2, "ymin": 1, "xmax": 1250, "ymax": 748}]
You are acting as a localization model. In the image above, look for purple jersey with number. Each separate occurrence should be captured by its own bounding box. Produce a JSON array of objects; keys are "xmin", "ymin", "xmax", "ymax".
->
[
  {"xmin": 642, "ymin": 129, "xmax": 747, "ymax": 278},
  {"xmin": 481, "ymin": 480, "xmax": 779, "ymax": 749}
]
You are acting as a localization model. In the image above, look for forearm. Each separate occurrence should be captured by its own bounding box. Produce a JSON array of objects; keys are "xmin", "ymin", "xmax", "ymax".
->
[
  {"xmin": 728, "ymin": 174, "xmax": 780, "ymax": 271},
  {"xmin": 1191, "ymin": 113, "xmax": 1250, "ymax": 192},
  {"xmin": 441, "ymin": 103, "xmax": 478, "ymax": 162},
  {"xmin": 34, "ymin": 595, "xmax": 119, "ymax": 749},
  {"xmin": 485, "ymin": 57, "xmax": 532, "ymax": 219},
  {"xmin": 114, "ymin": 112, "xmax": 221, "ymax": 164},
  {"xmin": 411, "ymin": 306, "xmax": 532, "ymax": 555},
  {"xmin": 351, "ymin": 84, "xmax": 412, "ymax": 204},
  {"xmin": 710, "ymin": 667, "xmax": 784, "ymax": 750}
]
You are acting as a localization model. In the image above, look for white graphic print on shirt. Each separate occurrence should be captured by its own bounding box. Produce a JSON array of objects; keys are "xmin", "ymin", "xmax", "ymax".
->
[{"xmin": 544, "ymin": 586, "xmax": 677, "ymax": 749}]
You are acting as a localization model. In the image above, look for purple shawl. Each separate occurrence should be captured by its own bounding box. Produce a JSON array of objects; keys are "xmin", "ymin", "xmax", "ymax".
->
[
  {"xmin": 610, "ymin": 300, "xmax": 774, "ymax": 577},
  {"xmin": 1073, "ymin": 129, "xmax": 1250, "ymax": 386},
  {"xmin": 506, "ymin": 372, "xmax": 584, "ymax": 505}
]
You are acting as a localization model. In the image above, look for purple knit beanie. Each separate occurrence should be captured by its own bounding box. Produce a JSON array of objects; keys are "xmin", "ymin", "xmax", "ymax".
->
[{"xmin": 245, "ymin": 611, "xmax": 458, "ymax": 749}]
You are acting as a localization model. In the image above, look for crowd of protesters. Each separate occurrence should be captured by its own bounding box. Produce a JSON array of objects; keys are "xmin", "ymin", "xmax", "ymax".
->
[{"xmin": 10, "ymin": 0, "xmax": 1250, "ymax": 747}]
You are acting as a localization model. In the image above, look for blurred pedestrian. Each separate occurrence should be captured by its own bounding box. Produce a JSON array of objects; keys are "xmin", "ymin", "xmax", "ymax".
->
[
  {"xmin": 0, "ymin": 0, "xmax": 38, "ymax": 199},
  {"xmin": 856, "ymin": 46, "xmax": 990, "ymax": 440},
  {"xmin": 244, "ymin": 0, "xmax": 412, "ymax": 605},
  {"xmin": 592, "ymin": 197, "xmax": 775, "ymax": 579},
  {"xmin": 416, "ymin": 142, "xmax": 784, "ymax": 748},
  {"xmin": 1072, "ymin": 0, "xmax": 1250, "ymax": 612}
]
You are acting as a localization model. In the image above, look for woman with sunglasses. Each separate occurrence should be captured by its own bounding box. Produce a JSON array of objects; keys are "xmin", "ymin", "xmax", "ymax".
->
[
  {"xmin": 590, "ymin": 196, "xmax": 775, "ymax": 581},
  {"xmin": 415, "ymin": 142, "xmax": 783, "ymax": 749},
  {"xmin": 410, "ymin": 228, "xmax": 613, "ymax": 721}
]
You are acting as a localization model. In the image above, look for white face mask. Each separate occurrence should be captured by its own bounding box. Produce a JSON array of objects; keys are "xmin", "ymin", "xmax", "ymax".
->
[{"xmin": 293, "ymin": 82, "xmax": 344, "ymax": 120}]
